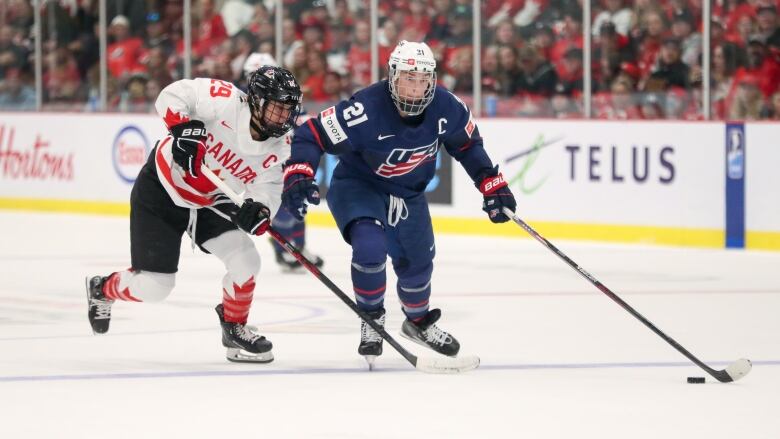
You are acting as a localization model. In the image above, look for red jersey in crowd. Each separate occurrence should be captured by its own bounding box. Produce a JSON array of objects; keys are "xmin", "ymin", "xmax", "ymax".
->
[
  {"xmin": 194, "ymin": 14, "xmax": 228, "ymax": 57},
  {"xmin": 108, "ymin": 37, "xmax": 145, "ymax": 78},
  {"xmin": 347, "ymin": 45, "xmax": 372, "ymax": 87}
]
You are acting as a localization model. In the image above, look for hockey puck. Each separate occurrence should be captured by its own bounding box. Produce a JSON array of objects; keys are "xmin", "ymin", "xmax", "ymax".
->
[{"xmin": 687, "ymin": 377, "xmax": 705, "ymax": 384}]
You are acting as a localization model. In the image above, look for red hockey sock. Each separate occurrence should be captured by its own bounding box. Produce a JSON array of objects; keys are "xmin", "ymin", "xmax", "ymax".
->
[
  {"xmin": 102, "ymin": 271, "xmax": 142, "ymax": 302},
  {"xmin": 222, "ymin": 276, "xmax": 255, "ymax": 324}
]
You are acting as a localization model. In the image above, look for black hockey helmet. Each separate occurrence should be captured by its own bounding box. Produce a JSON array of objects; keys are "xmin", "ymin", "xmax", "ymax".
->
[{"xmin": 247, "ymin": 66, "xmax": 302, "ymax": 138}]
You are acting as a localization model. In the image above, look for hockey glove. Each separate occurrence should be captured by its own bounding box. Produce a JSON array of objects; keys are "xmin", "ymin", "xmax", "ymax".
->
[
  {"xmin": 281, "ymin": 162, "xmax": 320, "ymax": 221},
  {"xmin": 478, "ymin": 166, "xmax": 516, "ymax": 223},
  {"xmin": 232, "ymin": 199, "xmax": 271, "ymax": 236},
  {"xmin": 170, "ymin": 120, "xmax": 207, "ymax": 177}
]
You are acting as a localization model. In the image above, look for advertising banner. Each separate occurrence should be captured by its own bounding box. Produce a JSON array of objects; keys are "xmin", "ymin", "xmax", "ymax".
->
[
  {"xmin": 0, "ymin": 113, "xmax": 777, "ymax": 249},
  {"xmin": 0, "ymin": 113, "xmax": 166, "ymax": 203},
  {"xmin": 745, "ymin": 123, "xmax": 780, "ymax": 250},
  {"xmin": 456, "ymin": 120, "xmax": 725, "ymax": 230}
]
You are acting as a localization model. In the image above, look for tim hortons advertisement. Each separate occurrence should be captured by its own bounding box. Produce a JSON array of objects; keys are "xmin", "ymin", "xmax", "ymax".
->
[
  {"xmin": 448, "ymin": 120, "xmax": 725, "ymax": 229},
  {"xmin": 0, "ymin": 113, "xmax": 166, "ymax": 202}
]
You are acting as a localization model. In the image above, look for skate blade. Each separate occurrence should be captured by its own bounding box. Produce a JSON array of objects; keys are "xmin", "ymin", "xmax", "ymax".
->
[
  {"xmin": 90, "ymin": 326, "xmax": 108, "ymax": 336},
  {"xmin": 84, "ymin": 276, "xmax": 92, "ymax": 331},
  {"xmin": 363, "ymin": 355, "xmax": 377, "ymax": 371},
  {"xmin": 226, "ymin": 348, "xmax": 274, "ymax": 363}
]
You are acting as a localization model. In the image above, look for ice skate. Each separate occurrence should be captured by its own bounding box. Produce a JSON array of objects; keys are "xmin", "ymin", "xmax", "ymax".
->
[
  {"xmin": 400, "ymin": 308, "xmax": 460, "ymax": 357},
  {"xmin": 358, "ymin": 308, "xmax": 386, "ymax": 370},
  {"xmin": 85, "ymin": 275, "xmax": 114, "ymax": 335},
  {"xmin": 215, "ymin": 304, "xmax": 273, "ymax": 363},
  {"xmin": 274, "ymin": 246, "xmax": 324, "ymax": 272}
]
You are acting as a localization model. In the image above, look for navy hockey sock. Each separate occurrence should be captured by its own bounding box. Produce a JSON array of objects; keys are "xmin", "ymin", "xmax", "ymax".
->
[
  {"xmin": 349, "ymin": 220, "xmax": 387, "ymax": 312},
  {"xmin": 397, "ymin": 262, "xmax": 433, "ymax": 321}
]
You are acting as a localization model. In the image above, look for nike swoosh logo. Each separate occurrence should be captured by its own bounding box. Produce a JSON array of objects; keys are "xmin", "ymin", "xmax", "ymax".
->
[
  {"xmin": 220, "ymin": 120, "xmax": 232, "ymax": 130},
  {"xmin": 377, "ymin": 134, "xmax": 395, "ymax": 140}
]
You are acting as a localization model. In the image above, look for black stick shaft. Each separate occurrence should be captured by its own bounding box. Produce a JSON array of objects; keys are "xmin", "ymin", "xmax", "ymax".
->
[
  {"xmin": 507, "ymin": 212, "xmax": 724, "ymax": 379},
  {"xmin": 266, "ymin": 228, "xmax": 419, "ymax": 367}
]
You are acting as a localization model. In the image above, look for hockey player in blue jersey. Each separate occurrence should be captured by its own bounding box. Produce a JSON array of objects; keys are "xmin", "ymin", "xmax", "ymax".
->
[{"xmin": 281, "ymin": 40, "xmax": 516, "ymax": 367}]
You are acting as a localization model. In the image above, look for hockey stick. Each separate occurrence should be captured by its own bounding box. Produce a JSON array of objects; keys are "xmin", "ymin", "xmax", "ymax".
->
[
  {"xmin": 502, "ymin": 207, "xmax": 751, "ymax": 383},
  {"xmin": 201, "ymin": 167, "xmax": 479, "ymax": 373}
]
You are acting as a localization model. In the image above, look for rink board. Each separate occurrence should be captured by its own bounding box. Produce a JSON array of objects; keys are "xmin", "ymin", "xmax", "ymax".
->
[
  {"xmin": 745, "ymin": 123, "xmax": 780, "ymax": 250},
  {"xmin": 0, "ymin": 113, "xmax": 777, "ymax": 249}
]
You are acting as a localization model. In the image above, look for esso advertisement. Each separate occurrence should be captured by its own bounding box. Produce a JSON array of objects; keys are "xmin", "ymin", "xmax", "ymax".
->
[{"xmin": 112, "ymin": 125, "xmax": 151, "ymax": 183}]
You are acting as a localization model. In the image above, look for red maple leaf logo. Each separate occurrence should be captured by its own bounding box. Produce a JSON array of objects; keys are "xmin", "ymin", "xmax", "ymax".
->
[{"xmin": 163, "ymin": 108, "xmax": 190, "ymax": 128}]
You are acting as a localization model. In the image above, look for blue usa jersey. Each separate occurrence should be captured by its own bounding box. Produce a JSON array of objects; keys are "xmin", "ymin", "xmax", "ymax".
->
[{"xmin": 290, "ymin": 80, "xmax": 495, "ymax": 197}]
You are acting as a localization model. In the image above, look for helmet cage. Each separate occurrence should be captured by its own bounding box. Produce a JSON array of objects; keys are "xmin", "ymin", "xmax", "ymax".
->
[{"xmin": 388, "ymin": 68, "xmax": 436, "ymax": 116}]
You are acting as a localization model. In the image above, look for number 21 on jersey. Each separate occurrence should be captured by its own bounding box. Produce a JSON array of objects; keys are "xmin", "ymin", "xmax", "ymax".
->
[{"xmin": 343, "ymin": 102, "xmax": 368, "ymax": 127}]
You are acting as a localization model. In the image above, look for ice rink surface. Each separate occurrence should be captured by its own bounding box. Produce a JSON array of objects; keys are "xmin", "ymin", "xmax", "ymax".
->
[{"xmin": 0, "ymin": 211, "xmax": 778, "ymax": 438}]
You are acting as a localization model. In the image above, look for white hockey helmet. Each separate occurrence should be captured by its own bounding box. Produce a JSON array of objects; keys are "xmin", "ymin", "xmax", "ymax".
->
[
  {"xmin": 388, "ymin": 40, "xmax": 437, "ymax": 116},
  {"xmin": 243, "ymin": 52, "xmax": 278, "ymax": 78}
]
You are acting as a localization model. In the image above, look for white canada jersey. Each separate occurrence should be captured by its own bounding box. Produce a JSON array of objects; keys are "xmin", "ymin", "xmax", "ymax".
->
[{"xmin": 153, "ymin": 77, "xmax": 290, "ymax": 217}]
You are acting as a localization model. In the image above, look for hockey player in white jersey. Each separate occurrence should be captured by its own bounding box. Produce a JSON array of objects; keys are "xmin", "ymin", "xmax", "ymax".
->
[{"xmin": 85, "ymin": 66, "xmax": 302, "ymax": 363}]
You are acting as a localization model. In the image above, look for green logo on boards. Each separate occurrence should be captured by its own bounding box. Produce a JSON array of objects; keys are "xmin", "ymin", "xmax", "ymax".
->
[{"xmin": 504, "ymin": 134, "xmax": 562, "ymax": 195}]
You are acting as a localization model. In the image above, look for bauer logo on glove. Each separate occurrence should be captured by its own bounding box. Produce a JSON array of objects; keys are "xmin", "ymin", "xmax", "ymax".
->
[
  {"xmin": 478, "ymin": 168, "xmax": 516, "ymax": 223},
  {"xmin": 481, "ymin": 175, "xmax": 506, "ymax": 193},
  {"xmin": 179, "ymin": 127, "xmax": 206, "ymax": 137},
  {"xmin": 170, "ymin": 120, "xmax": 208, "ymax": 177}
]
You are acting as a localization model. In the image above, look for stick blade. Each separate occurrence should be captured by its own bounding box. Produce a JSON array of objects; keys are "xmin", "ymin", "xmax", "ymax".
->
[
  {"xmin": 724, "ymin": 358, "xmax": 752, "ymax": 382},
  {"xmin": 415, "ymin": 355, "xmax": 480, "ymax": 374}
]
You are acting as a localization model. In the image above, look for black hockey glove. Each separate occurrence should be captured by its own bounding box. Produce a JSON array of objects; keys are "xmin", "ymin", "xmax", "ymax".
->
[
  {"xmin": 478, "ymin": 166, "xmax": 516, "ymax": 223},
  {"xmin": 232, "ymin": 199, "xmax": 271, "ymax": 236},
  {"xmin": 170, "ymin": 120, "xmax": 207, "ymax": 177},
  {"xmin": 281, "ymin": 162, "xmax": 320, "ymax": 221}
]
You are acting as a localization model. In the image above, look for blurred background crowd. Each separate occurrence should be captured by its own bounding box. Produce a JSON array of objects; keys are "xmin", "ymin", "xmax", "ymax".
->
[{"xmin": 1, "ymin": 0, "xmax": 779, "ymax": 120}]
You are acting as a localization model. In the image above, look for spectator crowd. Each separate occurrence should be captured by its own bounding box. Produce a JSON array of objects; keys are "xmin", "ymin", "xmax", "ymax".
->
[{"xmin": 1, "ymin": 0, "xmax": 779, "ymax": 120}]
